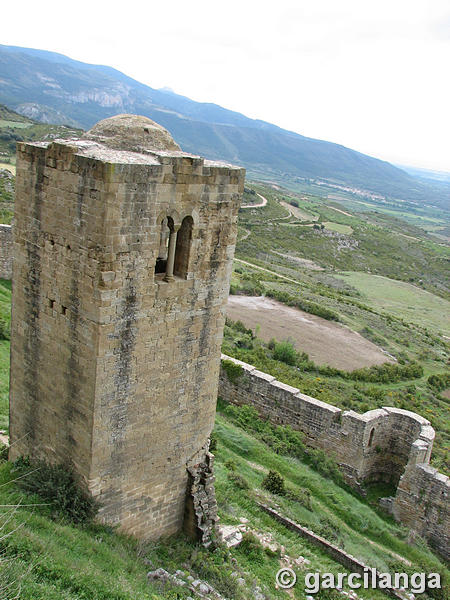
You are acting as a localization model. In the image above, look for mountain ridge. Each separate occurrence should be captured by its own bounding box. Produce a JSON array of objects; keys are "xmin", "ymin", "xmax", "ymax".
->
[{"xmin": 1, "ymin": 44, "xmax": 448, "ymax": 207}]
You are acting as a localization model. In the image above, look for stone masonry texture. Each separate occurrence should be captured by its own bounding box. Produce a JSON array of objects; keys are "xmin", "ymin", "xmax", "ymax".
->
[
  {"xmin": 0, "ymin": 224, "xmax": 12, "ymax": 279},
  {"xmin": 219, "ymin": 355, "xmax": 449, "ymax": 559},
  {"xmin": 9, "ymin": 115, "xmax": 245, "ymax": 540}
]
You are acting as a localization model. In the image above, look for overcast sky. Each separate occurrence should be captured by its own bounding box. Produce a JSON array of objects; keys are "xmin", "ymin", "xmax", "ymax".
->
[{"xmin": 3, "ymin": 0, "xmax": 450, "ymax": 171}]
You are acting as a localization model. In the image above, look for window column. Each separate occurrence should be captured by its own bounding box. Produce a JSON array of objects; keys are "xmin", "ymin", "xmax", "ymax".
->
[{"xmin": 164, "ymin": 226, "xmax": 179, "ymax": 282}]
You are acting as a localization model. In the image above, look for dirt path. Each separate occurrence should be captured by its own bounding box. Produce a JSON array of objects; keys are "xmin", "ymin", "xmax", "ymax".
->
[
  {"xmin": 238, "ymin": 228, "xmax": 251, "ymax": 242},
  {"xmin": 226, "ymin": 295, "xmax": 393, "ymax": 370},
  {"xmin": 240, "ymin": 193, "xmax": 268, "ymax": 209},
  {"xmin": 326, "ymin": 205, "xmax": 353, "ymax": 217},
  {"xmin": 234, "ymin": 258, "xmax": 302, "ymax": 285},
  {"xmin": 280, "ymin": 200, "xmax": 318, "ymax": 221},
  {"xmin": 271, "ymin": 251, "xmax": 323, "ymax": 270}
]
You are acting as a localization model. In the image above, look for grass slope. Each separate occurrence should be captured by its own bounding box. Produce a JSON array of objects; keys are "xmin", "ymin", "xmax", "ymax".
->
[{"xmin": 335, "ymin": 272, "xmax": 450, "ymax": 336}]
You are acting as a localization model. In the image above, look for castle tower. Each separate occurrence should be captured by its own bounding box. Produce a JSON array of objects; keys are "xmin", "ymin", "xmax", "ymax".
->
[{"xmin": 9, "ymin": 114, "xmax": 245, "ymax": 539}]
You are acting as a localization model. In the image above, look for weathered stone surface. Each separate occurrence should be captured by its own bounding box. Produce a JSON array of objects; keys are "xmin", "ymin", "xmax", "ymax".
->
[
  {"xmin": 0, "ymin": 224, "xmax": 12, "ymax": 279},
  {"xmin": 83, "ymin": 113, "xmax": 182, "ymax": 153},
  {"xmin": 9, "ymin": 116, "xmax": 245, "ymax": 541}
]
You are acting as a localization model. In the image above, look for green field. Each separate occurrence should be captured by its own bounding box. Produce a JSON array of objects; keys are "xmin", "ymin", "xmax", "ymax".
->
[
  {"xmin": 0, "ymin": 120, "xmax": 32, "ymax": 129},
  {"xmin": 323, "ymin": 221, "xmax": 353, "ymax": 234},
  {"xmin": 336, "ymin": 272, "xmax": 450, "ymax": 336}
]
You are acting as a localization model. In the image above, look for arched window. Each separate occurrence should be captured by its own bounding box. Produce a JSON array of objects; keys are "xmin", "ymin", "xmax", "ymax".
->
[
  {"xmin": 174, "ymin": 216, "xmax": 193, "ymax": 279},
  {"xmin": 368, "ymin": 427, "xmax": 375, "ymax": 448},
  {"xmin": 155, "ymin": 217, "xmax": 173, "ymax": 274}
]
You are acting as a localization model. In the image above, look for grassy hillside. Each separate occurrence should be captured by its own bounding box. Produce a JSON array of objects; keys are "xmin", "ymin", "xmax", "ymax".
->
[
  {"xmin": 228, "ymin": 182, "xmax": 450, "ymax": 473},
  {"xmin": 0, "ymin": 104, "xmax": 82, "ymax": 172},
  {"xmin": 0, "ymin": 387, "xmax": 448, "ymax": 599}
]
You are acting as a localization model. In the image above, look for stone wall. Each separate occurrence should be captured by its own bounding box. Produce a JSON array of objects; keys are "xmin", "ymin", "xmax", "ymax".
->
[
  {"xmin": 0, "ymin": 224, "xmax": 12, "ymax": 279},
  {"xmin": 219, "ymin": 355, "xmax": 449, "ymax": 559},
  {"xmin": 9, "ymin": 116, "xmax": 245, "ymax": 541}
]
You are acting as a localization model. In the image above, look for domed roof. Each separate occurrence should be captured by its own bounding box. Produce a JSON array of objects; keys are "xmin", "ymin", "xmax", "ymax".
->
[{"xmin": 82, "ymin": 114, "xmax": 181, "ymax": 153}]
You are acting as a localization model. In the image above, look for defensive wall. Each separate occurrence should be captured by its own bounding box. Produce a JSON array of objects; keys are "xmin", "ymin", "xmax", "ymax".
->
[{"xmin": 219, "ymin": 354, "xmax": 449, "ymax": 560}]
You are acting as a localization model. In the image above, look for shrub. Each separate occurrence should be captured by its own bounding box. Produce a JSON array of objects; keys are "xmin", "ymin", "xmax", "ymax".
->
[
  {"xmin": 209, "ymin": 431, "xmax": 218, "ymax": 452},
  {"xmin": 227, "ymin": 472, "xmax": 250, "ymax": 490},
  {"xmin": 273, "ymin": 340, "xmax": 297, "ymax": 365},
  {"xmin": 189, "ymin": 547, "xmax": 243, "ymax": 599},
  {"xmin": 237, "ymin": 532, "xmax": 265, "ymax": 564},
  {"xmin": 427, "ymin": 373, "xmax": 450, "ymax": 391},
  {"xmin": 305, "ymin": 448, "xmax": 343, "ymax": 485},
  {"xmin": 262, "ymin": 470, "xmax": 285, "ymax": 495},
  {"xmin": 13, "ymin": 457, "xmax": 98, "ymax": 524},
  {"xmin": 0, "ymin": 444, "xmax": 8, "ymax": 461},
  {"xmin": 224, "ymin": 459, "xmax": 237, "ymax": 471},
  {"xmin": 222, "ymin": 359, "xmax": 243, "ymax": 384},
  {"xmin": 286, "ymin": 487, "xmax": 312, "ymax": 510}
]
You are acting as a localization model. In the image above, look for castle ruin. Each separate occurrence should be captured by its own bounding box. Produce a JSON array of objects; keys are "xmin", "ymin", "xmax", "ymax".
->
[{"xmin": 9, "ymin": 114, "xmax": 245, "ymax": 541}]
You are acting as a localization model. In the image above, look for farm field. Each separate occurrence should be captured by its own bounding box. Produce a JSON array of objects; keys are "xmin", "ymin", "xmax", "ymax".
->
[
  {"xmin": 335, "ymin": 272, "xmax": 450, "ymax": 336},
  {"xmin": 226, "ymin": 295, "xmax": 392, "ymax": 370}
]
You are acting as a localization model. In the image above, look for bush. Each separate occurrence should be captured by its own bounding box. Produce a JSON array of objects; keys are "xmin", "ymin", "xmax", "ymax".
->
[
  {"xmin": 286, "ymin": 487, "xmax": 312, "ymax": 510},
  {"xmin": 305, "ymin": 448, "xmax": 343, "ymax": 485},
  {"xmin": 262, "ymin": 470, "xmax": 285, "ymax": 495},
  {"xmin": 265, "ymin": 288, "xmax": 339, "ymax": 321},
  {"xmin": 222, "ymin": 359, "xmax": 243, "ymax": 383},
  {"xmin": 273, "ymin": 340, "xmax": 297, "ymax": 365},
  {"xmin": 427, "ymin": 373, "xmax": 450, "ymax": 392},
  {"xmin": 0, "ymin": 444, "xmax": 8, "ymax": 461},
  {"xmin": 227, "ymin": 472, "xmax": 250, "ymax": 490},
  {"xmin": 349, "ymin": 361, "xmax": 423, "ymax": 383},
  {"xmin": 13, "ymin": 457, "xmax": 98, "ymax": 524},
  {"xmin": 237, "ymin": 532, "xmax": 265, "ymax": 564},
  {"xmin": 224, "ymin": 404, "xmax": 305, "ymax": 459},
  {"xmin": 209, "ymin": 431, "xmax": 218, "ymax": 452}
]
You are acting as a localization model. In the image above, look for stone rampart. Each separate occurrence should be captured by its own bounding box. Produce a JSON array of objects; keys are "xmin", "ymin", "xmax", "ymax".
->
[
  {"xmin": 0, "ymin": 224, "xmax": 12, "ymax": 279},
  {"xmin": 219, "ymin": 355, "xmax": 449, "ymax": 559}
]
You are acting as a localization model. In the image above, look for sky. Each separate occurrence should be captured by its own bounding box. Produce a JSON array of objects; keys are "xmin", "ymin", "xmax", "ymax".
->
[{"xmin": 3, "ymin": 0, "xmax": 450, "ymax": 171}]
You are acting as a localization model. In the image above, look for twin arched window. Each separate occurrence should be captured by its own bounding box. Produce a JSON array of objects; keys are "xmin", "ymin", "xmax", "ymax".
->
[{"xmin": 155, "ymin": 215, "xmax": 193, "ymax": 281}]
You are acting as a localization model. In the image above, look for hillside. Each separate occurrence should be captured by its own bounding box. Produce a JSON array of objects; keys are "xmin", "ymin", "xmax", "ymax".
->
[
  {"xmin": 1, "ymin": 44, "xmax": 448, "ymax": 207},
  {"xmin": 0, "ymin": 292, "xmax": 448, "ymax": 600}
]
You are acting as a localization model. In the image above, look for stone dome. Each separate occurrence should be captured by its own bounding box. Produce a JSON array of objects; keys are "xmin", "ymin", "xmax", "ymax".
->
[{"xmin": 82, "ymin": 114, "xmax": 181, "ymax": 153}]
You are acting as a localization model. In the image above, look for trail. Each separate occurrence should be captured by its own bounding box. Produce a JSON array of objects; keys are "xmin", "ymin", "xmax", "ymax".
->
[
  {"xmin": 240, "ymin": 193, "xmax": 268, "ymax": 209},
  {"xmin": 326, "ymin": 205, "xmax": 353, "ymax": 217},
  {"xmin": 234, "ymin": 257, "xmax": 302, "ymax": 285}
]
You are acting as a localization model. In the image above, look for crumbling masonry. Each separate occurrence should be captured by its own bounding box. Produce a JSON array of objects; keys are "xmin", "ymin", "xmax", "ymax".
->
[{"xmin": 9, "ymin": 114, "xmax": 245, "ymax": 541}]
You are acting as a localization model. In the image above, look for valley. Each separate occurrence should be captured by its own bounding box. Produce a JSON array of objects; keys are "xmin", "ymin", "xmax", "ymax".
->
[{"xmin": 0, "ymin": 105, "xmax": 448, "ymax": 600}]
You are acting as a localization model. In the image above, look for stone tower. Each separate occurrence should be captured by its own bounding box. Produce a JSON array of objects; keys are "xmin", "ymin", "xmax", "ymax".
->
[{"xmin": 9, "ymin": 114, "xmax": 245, "ymax": 540}]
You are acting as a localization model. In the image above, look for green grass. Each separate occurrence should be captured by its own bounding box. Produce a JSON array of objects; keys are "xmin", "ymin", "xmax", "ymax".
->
[
  {"xmin": 322, "ymin": 221, "xmax": 353, "ymax": 234},
  {"xmin": 0, "ymin": 120, "xmax": 32, "ymax": 129},
  {"xmin": 0, "ymin": 406, "xmax": 447, "ymax": 600},
  {"xmin": 335, "ymin": 272, "xmax": 450, "ymax": 336}
]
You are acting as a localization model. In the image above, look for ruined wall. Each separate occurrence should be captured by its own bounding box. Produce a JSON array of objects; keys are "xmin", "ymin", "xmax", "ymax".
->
[
  {"xmin": 0, "ymin": 224, "xmax": 12, "ymax": 279},
  {"xmin": 219, "ymin": 355, "xmax": 449, "ymax": 557},
  {"xmin": 10, "ymin": 121, "xmax": 245, "ymax": 541},
  {"xmin": 393, "ymin": 441, "xmax": 449, "ymax": 561}
]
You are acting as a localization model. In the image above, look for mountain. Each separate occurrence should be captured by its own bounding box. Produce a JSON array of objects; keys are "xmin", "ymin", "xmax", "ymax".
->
[{"xmin": 0, "ymin": 44, "xmax": 448, "ymax": 207}]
